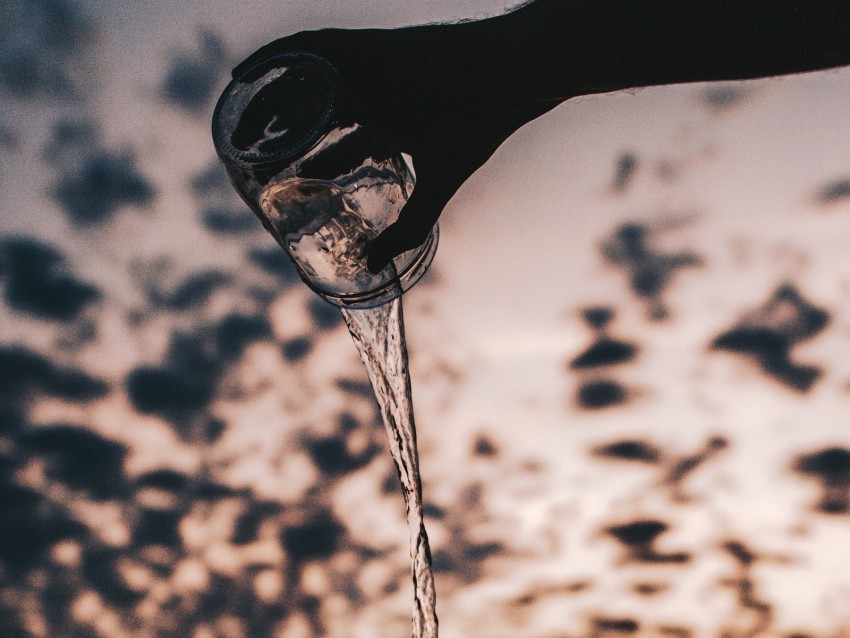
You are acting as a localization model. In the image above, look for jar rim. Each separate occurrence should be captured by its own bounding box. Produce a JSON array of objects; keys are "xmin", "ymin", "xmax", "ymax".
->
[{"xmin": 211, "ymin": 51, "xmax": 342, "ymax": 169}]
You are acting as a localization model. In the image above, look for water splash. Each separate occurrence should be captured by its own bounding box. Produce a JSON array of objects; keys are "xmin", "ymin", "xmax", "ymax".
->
[{"xmin": 341, "ymin": 298, "xmax": 438, "ymax": 638}]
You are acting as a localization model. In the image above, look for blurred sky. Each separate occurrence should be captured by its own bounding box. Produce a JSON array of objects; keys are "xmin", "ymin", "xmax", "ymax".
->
[{"xmin": 3, "ymin": 1, "xmax": 850, "ymax": 636}]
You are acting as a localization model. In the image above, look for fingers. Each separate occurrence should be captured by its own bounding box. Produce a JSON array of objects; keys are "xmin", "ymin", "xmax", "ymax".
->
[{"xmin": 366, "ymin": 177, "xmax": 451, "ymax": 274}]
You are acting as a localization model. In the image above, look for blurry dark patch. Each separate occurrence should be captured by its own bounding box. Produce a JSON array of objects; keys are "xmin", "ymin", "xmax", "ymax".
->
[
  {"xmin": 606, "ymin": 519, "xmax": 690, "ymax": 564},
  {"xmin": 633, "ymin": 582, "xmax": 668, "ymax": 596},
  {"xmin": 576, "ymin": 379, "xmax": 629, "ymax": 409},
  {"xmin": 570, "ymin": 338, "xmax": 637, "ymax": 369},
  {"xmin": 308, "ymin": 296, "xmax": 342, "ymax": 330},
  {"xmin": 156, "ymin": 270, "xmax": 231, "ymax": 310},
  {"xmin": 665, "ymin": 436, "xmax": 729, "ymax": 500},
  {"xmin": 658, "ymin": 627, "xmax": 692, "ymax": 638},
  {"xmin": 201, "ymin": 206, "xmax": 258, "ymax": 234},
  {"xmin": 195, "ymin": 480, "xmax": 243, "ymax": 501},
  {"xmin": 338, "ymin": 412, "xmax": 358, "ymax": 432},
  {"xmin": 335, "ymin": 377, "xmax": 374, "ymax": 399},
  {"xmin": 135, "ymin": 469, "xmax": 190, "ymax": 492},
  {"xmin": 0, "ymin": 345, "xmax": 108, "ymax": 402},
  {"xmin": 582, "ymin": 306, "xmax": 614, "ymax": 329},
  {"xmin": 0, "ymin": 236, "xmax": 100, "ymax": 320},
  {"xmin": 564, "ymin": 580, "xmax": 591, "ymax": 593},
  {"xmin": 190, "ymin": 161, "xmax": 234, "ymax": 198},
  {"xmin": 0, "ymin": 124, "xmax": 19, "ymax": 149},
  {"xmin": 0, "ymin": 0, "xmax": 96, "ymax": 98},
  {"xmin": 710, "ymin": 283, "xmax": 828, "ymax": 391},
  {"xmin": 306, "ymin": 435, "xmax": 376, "ymax": 476},
  {"xmin": 794, "ymin": 447, "xmax": 850, "ymax": 514},
  {"xmin": 134, "ymin": 507, "xmax": 183, "ymax": 549},
  {"xmin": 431, "ymin": 549, "xmax": 455, "ymax": 573},
  {"xmin": 282, "ymin": 512, "xmax": 344, "ymax": 561},
  {"xmin": 232, "ymin": 502, "xmax": 282, "ymax": 545},
  {"xmin": 611, "ymin": 151, "xmax": 638, "ymax": 193},
  {"xmin": 83, "ymin": 547, "xmax": 144, "ymax": 606},
  {"xmin": 42, "ymin": 118, "xmax": 99, "ymax": 164},
  {"xmin": 473, "ymin": 435, "xmax": 498, "ymax": 457},
  {"xmin": 701, "ymin": 84, "xmax": 752, "ymax": 112},
  {"xmin": 0, "ymin": 481, "xmax": 86, "ymax": 575},
  {"xmin": 719, "ymin": 540, "xmax": 773, "ymax": 635},
  {"xmin": 723, "ymin": 540, "xmax": 757, "ymax": 566},
  {"xmin": 282, "ymin": 336, "xmax": 313, "ymax": 362},
  {"xmin": 205, "ymin": 416, "xmax": 227, "ymax": 442},
  {"xmin": 601, "ymin": 222, "xmax": 701, "ymax": 320},
  {"xmin": 593, "ymin": 439, "xmax": 661, "ymax": 463},
  {"xmin": 232, "ymin": 511, "xmax": 263, "ymax": 545},
  {"xmin": 423, "ymin": 503, "xmax": 446, "ymax": 520},
  {"xmin": 656, "ymin": 160, "xmax": 680, "ymax": 182},
  {"xmin": 249, "ymin": 246, "xmax": 300, "ymax": 282},
  {"xmin": 215, "ymin": 313, "xmax": 271, "ymax": 357},
  {"xmin": 592, "ymin": 617, "xmax": 640, "ymax": 635},
  {"xmin": 23, "ymin": 425, "xmax": 127, "ymax": 499},
  {"xmin": 53, "ymin": 150, "xmax": 155, "ymax": 225},
  {"xmin": 127, "ymin": 367, "xmax": 213, "ymax": 420},
  {"xmin": 162, "ymin": 30, "xmax": 227, "ymax": 113},
  {"xmin": 607, "ymin": 520, "xmax": 667, "ymax": 547},
  {"xmin": 815, "ymin": 177, "xmax": 850, "ymax": 205},
  {"xmin": 466, "ymin": 541, "xmax": 503, "ymax": 560},
  {"xmin": 0, "ymin": 405, "xmax": 26, "ymax": 436},
  {"xmin": 127, "ymin": 319, "xmax": 271, "ymax": 429}
]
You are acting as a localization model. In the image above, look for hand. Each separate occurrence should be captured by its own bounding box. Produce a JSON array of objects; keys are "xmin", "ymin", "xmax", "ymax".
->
[
  {"xmin": 234, "ymin": 1, "xmax": 850, "ymax": 273},
  {"xmin": 232, "ymin": 17, "xmax": 561, "ymax": 273}
]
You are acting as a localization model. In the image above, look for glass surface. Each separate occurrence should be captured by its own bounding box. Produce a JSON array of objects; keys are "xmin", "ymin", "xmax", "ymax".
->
[{"xmin": 212, "ymin": 51, "xmax": 437, "ymax": 308}]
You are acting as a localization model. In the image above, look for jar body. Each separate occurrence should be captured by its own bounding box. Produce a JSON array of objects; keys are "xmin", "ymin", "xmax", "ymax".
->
[{"xmin": 212, "ymin": 52, "xmax": 437, "ymax": 308}]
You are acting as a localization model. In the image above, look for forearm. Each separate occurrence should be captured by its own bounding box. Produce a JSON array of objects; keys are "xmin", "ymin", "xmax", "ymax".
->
[{"xmin": 504, "ymin": 0, "xmax": 850, "ymax": 100}]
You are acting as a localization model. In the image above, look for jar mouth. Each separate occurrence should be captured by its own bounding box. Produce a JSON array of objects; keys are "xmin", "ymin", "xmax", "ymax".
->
[
  {"xmin": 307, "ymin": 223, "xmax": 439, "ymax": 309},
  {"xmin": 212, "ymin": 51, "xmax": 342, "ymax": 169}
]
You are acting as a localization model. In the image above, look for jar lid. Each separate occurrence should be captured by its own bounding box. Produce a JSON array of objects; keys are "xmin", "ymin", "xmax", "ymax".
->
[{"xmin": 212, "ymin": 51, "xmax": 341, "ymax": 168}]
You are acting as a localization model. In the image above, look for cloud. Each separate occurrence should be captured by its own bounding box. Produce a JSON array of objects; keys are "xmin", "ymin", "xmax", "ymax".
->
[
  {"xmin": 125, "ymin": 313, "xmax": 272, "ymax": 432},
  {"xmin": 281, "ymin": 511, "xmax": 345, "ymax": 562},
  {"xmin": 22, "ymin": 424, "xmax": 128, "ymax": 500},
  {"xmin": 0, "ymin": 345, "xmax": 108, "ymax": 403},
  {"xmin": 710, "ymin": 283, "xmax": 829, "ymax": 392},
  {"xmin": 0, "ymin": 0, "xmax": 96, "ymax": 98},
  {"xmin": 42, "ymin": 118, "xmax": 100, "ymax": 164},
  {"xmin": 0, "ymin": 479, "xmax": 87, "ymax": 576},
  {"xmin": 593, "ymin": 440, "xmax": 662, "ymax": 463},
  {"xmin": 307, "ymin": 297, "xmax": 342, "ymax": 331},
  {"xmin": 601, "ymin": 222, "xmax": 702, "ymax": 321},
  {"xmin": 248, "ymin": 246, "xmax": 300, "ymax": 283},
  {"xmin": 281, "ymin": 336, "xmax": 313, "ymax": 362},
  {"xmin": 52, "ymin": 150, "xmax": 156, "ymax": 225},
  {"xmin": 570, "ymin": 338, "xmax": 638, "ymax": 369},
  {"xmin": 161, "ymin": 30, "xmax": 227, "ymax": 114},
  {"xmin": 82, "ymin": 547, "xmax": 146, "ymax": 605},
  {"xmin": 611, "ymin": 151, "xmax": 638, "ymax": 193},
  {"xmin": 201, "ymin": 207, "xmax": 258, "ymax": 234},
  {"xmin": 700, "ymin": 84, "xmax": 754, "ymax": 113},
  {"xmin": 190, "ymin": 161, "xmax": 235, "ymax": 199},
  {"xmin": 576, "ymin": 379, "xmax": 629, "ymax": 410},
  {"xmin": 815, "ymin": 178, "xmax": 850, "ymax": 205},
  {"xmin": 0, "ymin": 236, "xmax": 101, "ymax": 320},
  {"xmin": 155, "ymin": 270, "xmax": 232, "ymax": 311}
]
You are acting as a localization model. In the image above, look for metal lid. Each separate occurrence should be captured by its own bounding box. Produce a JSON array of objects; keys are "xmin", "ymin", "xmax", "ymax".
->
[{"xmin": 212, "ymin": 51, "xmax": 342, "ymax": 168}]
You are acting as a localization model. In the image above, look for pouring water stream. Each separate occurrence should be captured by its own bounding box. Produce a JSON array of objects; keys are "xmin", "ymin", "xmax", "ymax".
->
[{"xmin": 341, "ymin": 299, "xmax": 438, "ymax": 638}]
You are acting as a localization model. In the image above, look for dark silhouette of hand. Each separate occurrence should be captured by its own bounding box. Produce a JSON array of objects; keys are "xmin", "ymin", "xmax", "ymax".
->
[{"xmin": 233, "ymin": 0, "xmax": 850, "ymax": 273}]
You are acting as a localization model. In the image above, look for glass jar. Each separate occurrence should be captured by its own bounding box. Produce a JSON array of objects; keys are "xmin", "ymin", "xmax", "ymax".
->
[{"xmin": 212, "ymin": 51, "xmax": 437, "ymax": 308}]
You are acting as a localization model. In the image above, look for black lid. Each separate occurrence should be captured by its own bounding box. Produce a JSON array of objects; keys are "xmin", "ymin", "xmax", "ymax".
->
[{"xmin": 212, "ymin": 51, "xmax": 342, "ymax": 168}]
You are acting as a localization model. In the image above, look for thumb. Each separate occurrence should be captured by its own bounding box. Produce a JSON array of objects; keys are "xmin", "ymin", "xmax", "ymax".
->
[{"xmin": 366, "ymin": 176, "xmax": 451, "ymax": 274}]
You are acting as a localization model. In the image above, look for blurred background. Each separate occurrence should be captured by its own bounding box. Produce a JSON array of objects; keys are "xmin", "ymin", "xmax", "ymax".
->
[{"xmin": 3, "ymin": 1, "xmax": 850, "ymax": 636}]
